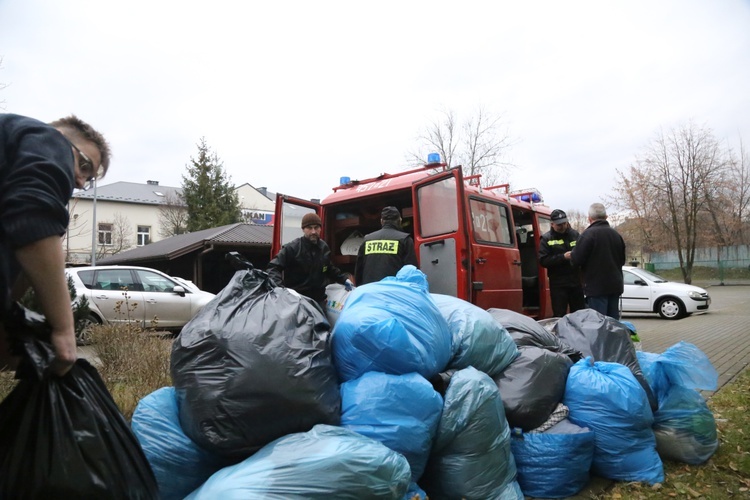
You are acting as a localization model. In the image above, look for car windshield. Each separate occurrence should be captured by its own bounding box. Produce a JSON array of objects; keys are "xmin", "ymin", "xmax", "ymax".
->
[
  {"xmin": 172, "ymin": 276, "xmax": 199, "ymax": 292},
  {"xmin": 634, "ymin": 268, "xmax": 669, "ymax": 283}
]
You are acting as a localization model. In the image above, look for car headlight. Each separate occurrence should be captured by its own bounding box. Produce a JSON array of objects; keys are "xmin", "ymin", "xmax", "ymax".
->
[{"xmin": 688, "ymin": 291, "xmax": 703, "ymax": 299}]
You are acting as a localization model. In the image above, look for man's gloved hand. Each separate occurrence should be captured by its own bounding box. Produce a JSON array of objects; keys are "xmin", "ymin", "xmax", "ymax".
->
[{"xmin": 344, "ymin": 279, "xmax": 353, "ymax": 292}]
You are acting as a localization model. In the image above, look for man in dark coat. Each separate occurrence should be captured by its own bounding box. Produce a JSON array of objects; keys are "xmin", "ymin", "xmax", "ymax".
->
[
  {"xmin": 355, "ymin": 206, "xmax": 418, "ymax": 286},
  {"xmin": 1, "ymin": 114, "xmax": 111, "ymax": 375},
  {"xmin": 539, "ymin": 209, "xmax": 585, "ymax": 317},
  {"xmin": 566, "ymin": 203, "xmax": 626, "ymax": 319},
  {"xmin": 267, "ymin": 212, "xmax": 352, "ymax": 309}
]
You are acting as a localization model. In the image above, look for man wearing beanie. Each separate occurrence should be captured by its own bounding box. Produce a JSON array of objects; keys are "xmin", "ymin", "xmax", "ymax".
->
[
  {"xmin": 355, "ymin": 206, "xmax": 418, "ymax": 285},
  {"xmin": 539, "ymin": 209, "xmax": 585, "ymax": 317},
  {"xmin": 266, "ymin": 211, "xmax": 352, "ymax": 309}
]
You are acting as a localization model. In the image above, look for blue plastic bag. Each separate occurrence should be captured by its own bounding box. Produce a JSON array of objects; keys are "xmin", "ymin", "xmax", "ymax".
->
[
  {"xmin": 564, "ymin": 357, "xmax": 664, "ymax": 484},
  {"xmin": 653, "ymin": 385, "xmax": 718, "ymax": 464},
  {"xmin": 510, "ymin": 419, "xmax": 595, "ymax": 498},
  {"xmin": 341, "ymin": 372, "xmax": 443, "ymax": 481},
  {"xmin": 341, "ymin": 372, "xmax": 442, "ymax": 482},
  {"xmin": 131, "ymin": 387, "xmax": 232, "ymax": 500},
  {"xmin": 657, "ymin": 341, "xmax": 718, "ymax": 393},
  {"xmin": 432, "ymin": 293, "xmax": 518, "ymax": 377},
  {"xmin": 332, "ymin": 266, "xmax": 452, "ymax": 381},
  {"xmin": 636, "ymin": 343, "xmax": 719, "ymax": 464},
  {"xmin": 186, "ymin": 425, "xmax": 411, "ymax": 499}
]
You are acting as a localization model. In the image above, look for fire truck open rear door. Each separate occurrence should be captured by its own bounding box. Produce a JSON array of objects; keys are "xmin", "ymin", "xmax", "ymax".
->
[
  {"xmin": 411, "ymin": 169, "xmax": 473, "ymax": 302},
  {"xmin": 271, "ymin": 194, "xmax": 322, "ymax": 258}
]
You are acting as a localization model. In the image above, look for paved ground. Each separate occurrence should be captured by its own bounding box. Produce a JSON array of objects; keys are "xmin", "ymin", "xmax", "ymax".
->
[
  {"xmin": 622, "ymin": 284, "xmax": 750, "ymax": 396},
  {"xmin": 565, "ymin": 284, "xmax": 750, "ymax": 500}
]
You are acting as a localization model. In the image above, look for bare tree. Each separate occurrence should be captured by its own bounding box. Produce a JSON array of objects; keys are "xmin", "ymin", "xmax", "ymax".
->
[
  {"xmin": 408, "ymin": 106, "xmax": 516, "ymax": 187},
  {"xmin": 97, "ymin": 213, "xmax": 134, "ymax": 259},
  {"xmin": 611, "ymin": 163, "xmax": 669, "ymax": 254},
  {"xmin": 721, "ymin": 138, "xmax": 750, "ymax": 245},
  {"xmin": 613, "ymin": 121, "xmax": 729, "ymax": 283},
  {"xmin": 158, "ymin": 191, "xmax": 188, "ymax": 237},
  {"xmin": 63, "ymin": 198, "xmax": 94, "ymax": 262},
  {"xmin": 564, "ymin": 208, "xmax": 590, "ymax": 233},
  {"xmin": 408, "ymin": 108, "xmax": 459, "ymax": 169}
]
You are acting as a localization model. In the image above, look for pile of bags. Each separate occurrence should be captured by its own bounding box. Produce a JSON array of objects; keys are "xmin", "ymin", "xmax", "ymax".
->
[{"xmin": 131, "ymin": 265, "xmax": 719, "ymax": 499}]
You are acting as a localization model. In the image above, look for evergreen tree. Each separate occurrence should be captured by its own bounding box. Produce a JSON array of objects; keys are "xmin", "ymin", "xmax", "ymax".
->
[
  {"xmin": 20, "ymin": 274, "xmax": 93, "ymax": 344},
  {"xmin": 181, "ymin": 138, "xmax": 242, "ymax": 232}
]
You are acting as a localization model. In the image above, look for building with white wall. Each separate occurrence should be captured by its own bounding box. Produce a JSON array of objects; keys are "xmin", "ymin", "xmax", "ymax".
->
[{"xmin": 65, "ymin": 180, "xmax": 273, "ymax": 264}]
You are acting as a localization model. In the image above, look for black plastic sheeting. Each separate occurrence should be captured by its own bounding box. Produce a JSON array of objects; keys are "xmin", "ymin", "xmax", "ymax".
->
[
  {"xmin": 171, "ymin": 267, "xmax": 341, "ymax": 460},
  {"xmin": 0, "ymin": 304, "xmax": 158, "ymax": 499}
]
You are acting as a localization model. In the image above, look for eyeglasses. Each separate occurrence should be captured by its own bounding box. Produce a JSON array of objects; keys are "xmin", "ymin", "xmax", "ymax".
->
[{"xmin": 69, "ymin": 141, "xmax": 103, "ymax": 182}]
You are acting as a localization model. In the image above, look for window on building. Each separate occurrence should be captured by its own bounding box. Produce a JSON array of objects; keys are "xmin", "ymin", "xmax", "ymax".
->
[
  {"xmin": 98, "ymin": 223, "xmax": 113, "ymax": 246},
  {"xmin": 137, "ymin": 225, "xmax": 151, "ymax": 246}
]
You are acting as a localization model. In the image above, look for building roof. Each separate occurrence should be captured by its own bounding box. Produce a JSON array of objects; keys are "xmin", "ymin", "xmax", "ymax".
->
[
  {"xmin": 72, "ymin": 181, "xmax": 182, "ymax": 205},
  {"xmin": 98, "ymin": 223, "xmax": 272, "ymax": 264}
]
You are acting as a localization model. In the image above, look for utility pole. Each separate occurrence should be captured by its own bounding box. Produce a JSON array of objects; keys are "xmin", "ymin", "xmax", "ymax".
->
[{"xmin": 90, "ymin": 180, "xmax": 97, "ymax": 266}]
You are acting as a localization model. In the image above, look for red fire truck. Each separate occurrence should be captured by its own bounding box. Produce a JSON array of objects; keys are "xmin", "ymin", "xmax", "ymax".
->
[{"xmin": 271, "ymin": 161, "xmax": 555, "ymax": 319}]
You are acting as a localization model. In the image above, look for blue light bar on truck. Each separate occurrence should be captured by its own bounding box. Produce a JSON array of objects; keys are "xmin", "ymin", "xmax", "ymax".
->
[
  {"xmin": 427, "ymin": 152, "xmax": 442, "ymax": 164},
  {"xmin": 510, "ymin": 189, "xmax": 543, "ymax": 203}
]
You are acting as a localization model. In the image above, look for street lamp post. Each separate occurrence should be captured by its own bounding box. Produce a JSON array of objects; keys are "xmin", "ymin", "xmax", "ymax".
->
[{"xmin": 90, "ymin": 179, "xmax": 97, "ymax": 265}]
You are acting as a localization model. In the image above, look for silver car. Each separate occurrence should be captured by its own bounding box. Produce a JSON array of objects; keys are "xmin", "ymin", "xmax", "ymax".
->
[{"xmin": 66, "ymin": 265, "xmax": 215, "ymax": 330}]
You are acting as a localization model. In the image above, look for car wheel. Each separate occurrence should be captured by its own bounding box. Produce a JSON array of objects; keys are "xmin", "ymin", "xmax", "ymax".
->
[
  {"xmin": 657, "ymin": 297, "xmax": 686, "ymax": 320},
  {"xmin": 76, "ymin": 314, "xmax": 100, "ymax": 345}
]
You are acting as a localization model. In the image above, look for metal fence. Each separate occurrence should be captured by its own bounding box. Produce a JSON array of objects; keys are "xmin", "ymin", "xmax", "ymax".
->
[{"xmin": 644, "ymin": 259, "xmax": 750, "ymax": 285}]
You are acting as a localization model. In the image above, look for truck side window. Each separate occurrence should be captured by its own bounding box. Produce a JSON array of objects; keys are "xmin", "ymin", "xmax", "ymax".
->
[
  {"xmin": 469, "ymin": 198, "xmax": 512, "ymax": 244},
  {"xmin": 417, "ymin": 178, "xmax": 459, "ymax": 237}
]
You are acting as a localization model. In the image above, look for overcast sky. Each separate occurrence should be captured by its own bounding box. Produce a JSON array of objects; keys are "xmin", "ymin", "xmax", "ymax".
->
[{"xmin": 2, "ymin": 0, "xmax": 749, "ymax": 214}]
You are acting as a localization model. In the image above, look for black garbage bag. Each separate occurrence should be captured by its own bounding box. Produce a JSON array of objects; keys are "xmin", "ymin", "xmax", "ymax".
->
[
  {"xmin": 487, "ymin": 308, "xmax": 582, "ymax": 362},
  {"xmin": 0, "ymin": 304, "xmax": 158, "ymax": 499},
  {"xmin": 171, "ymin": 266, "xmax": 341, "ymax": 460},
  {"xmin": 493, "ymin": 345, "xmax": 573, "ymax": 431},
  {"xmin": 554, "ymin": 308, "xmax": 657, "ymax": 412}
]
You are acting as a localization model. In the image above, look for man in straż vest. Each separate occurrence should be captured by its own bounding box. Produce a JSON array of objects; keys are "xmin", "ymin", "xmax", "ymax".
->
[
  {"xmin": 539, "ymin": 209, "xmax": 585, "ymax": 317},
  {"xmin": 355, "ymin": 206, "xmax": 418, "ymax": 286}
]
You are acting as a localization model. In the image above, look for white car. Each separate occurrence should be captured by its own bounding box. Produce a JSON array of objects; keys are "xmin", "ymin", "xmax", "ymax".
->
[
  {"xmin": 66, "ymin": 265, "xmax": 215, "ymax": 331},
  {"xmin": 621, "ymin": 266, "xmax": 711, "ymax": 320}
]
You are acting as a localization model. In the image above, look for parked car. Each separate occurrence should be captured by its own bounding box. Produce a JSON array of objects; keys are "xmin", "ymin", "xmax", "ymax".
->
[
  {"xmin": 65, "ymin": 265, "xmax": 215, "ymax": 331},
  {"xmin": 621, "ymin": 266, "xmax": 711, "ymax": 319}
]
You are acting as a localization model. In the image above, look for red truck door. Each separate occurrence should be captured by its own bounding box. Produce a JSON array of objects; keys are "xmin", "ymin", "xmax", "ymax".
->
[
  {"xmin": 467, "ymin": 196, "xmax": 523, "ymax": 311},
  {"xmin": 271, "ymin": 194, "xmax": 322, "ymax": 258},
  {"xmin": 411, "ymin": 169, "xmax": 473, "ymax": 301}
]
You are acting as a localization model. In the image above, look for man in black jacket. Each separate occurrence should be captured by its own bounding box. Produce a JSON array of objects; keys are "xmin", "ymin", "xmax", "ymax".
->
[
  {"xmin": 355, "ymin": 206, "xmax": 418, "ymax": 286},
  {"xmin": 539, "ymin": 209, "xmax": 585, "ymax": 317},
  {"xmin": 1, "ymin": 114, "xmax": 111, "ymax": 376},
  {"xmin": 267, "ymin": 212, "xmax": 352, "ymax": 309},
  {"xmin": 566, "ymin": 203, "xmax": 626, "ymax": 319}
]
